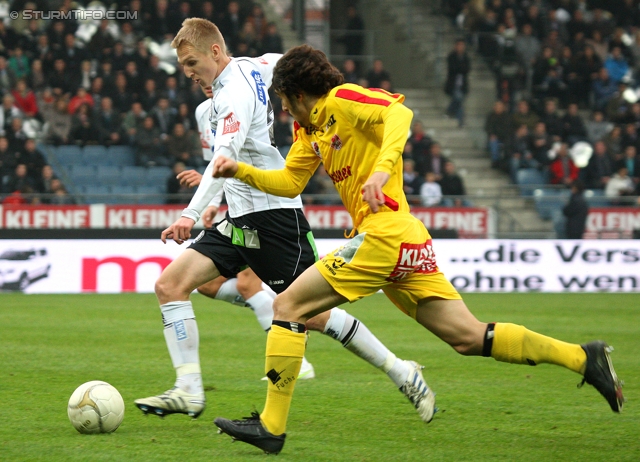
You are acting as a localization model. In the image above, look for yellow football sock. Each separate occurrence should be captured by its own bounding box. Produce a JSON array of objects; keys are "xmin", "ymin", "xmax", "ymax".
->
[
  {"xmin": 491, "ymin": 323, "xmax": 587, "ymax": 374},
  {"xmin": 260, "ymin": 325, "xmax": 306, "ymax": 435}
]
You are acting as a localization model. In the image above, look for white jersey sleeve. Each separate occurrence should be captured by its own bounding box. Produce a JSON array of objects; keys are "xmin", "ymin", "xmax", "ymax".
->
[{"xmin": 195, "ymin": 100, "xmax": 215, "ymax": 161}]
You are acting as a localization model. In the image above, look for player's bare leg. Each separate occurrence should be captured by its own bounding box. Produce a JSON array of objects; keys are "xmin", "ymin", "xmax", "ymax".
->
[
  {"xmin": 135, "ymin": 249, "xmax": 220, "ymax": 419},
  {"xmin": 415, "ymin": 298, "xmax": 624, "ymax": 412}
]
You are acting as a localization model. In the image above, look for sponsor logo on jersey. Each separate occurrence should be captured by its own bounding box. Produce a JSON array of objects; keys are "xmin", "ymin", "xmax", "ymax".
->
[
  {"xmin": 258, "ymin": 57, "xmax": 268, "ymax": 64},
  {"xmin": 328, "ymin": 165, "xmax": 352, "ymax": 184},
  {"xmin": 311, "ymin": 141, "xmax": 322, "ymax": 158},
  {"xmin": 222, "ymin": 112, "xmax": 240, "ymax": 134},
  {"xmin": 200, "ymin": 138, "xmax": 210, "ymax": 149},
  {"xmin": 330, "ymin": 134, "xmax": 343, "ymax": 150},
  {"xmin": 325, "ymin": 114, "xmax": 336, "ymax": 130},
  {"xmin": 387, "ymin": 240, "xmax": 438, "ymax": 282},
  {"xmin": 268, "ymin": 279, "xmax": 285, "ymax": 285},
  {"xmin": 251, "ymin": 70, "xmax": 267, "ymax": 105}
]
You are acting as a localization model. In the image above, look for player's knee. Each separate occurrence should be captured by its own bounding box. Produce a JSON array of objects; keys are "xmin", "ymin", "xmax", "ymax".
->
[
  {"xmin": 155, "ymin": 275, "xmax": 187, "ymax": 302},
  {"xmin": 272, "ymin": 294, "xmax": 295, "ymax": 320}
]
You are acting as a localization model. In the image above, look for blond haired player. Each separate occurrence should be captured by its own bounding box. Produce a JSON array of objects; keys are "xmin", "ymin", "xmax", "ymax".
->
[
  {"xmin": 212, "ymin": 44, "xmax": 625, "ymax": 454},
  {"xmin": 135, "ymin": 19, "xmax": 437, "ymax": 422}
]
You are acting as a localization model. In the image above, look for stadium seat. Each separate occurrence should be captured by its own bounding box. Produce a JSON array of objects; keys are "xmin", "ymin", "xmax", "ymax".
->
[
  {"xmin": 97, "ymin": 165, "xmax": 123, "ymax": 186},
  {"xmin": 585, "ymin": 189, "xmax": 611, "ymax": 207},
  {"xmin": 81, "ymin": 185, "xmax": 112, "ymax": 204},
  {"xmin": 107, "ymin": 145, "xmax": 136, "ymax": 166},
  {"xmin": 120, "ymin": 166, "xmax": 149, "ymax": 186},
  {"xmin": 145, "ymin": 166, "xmax": 173, "ymax": 187},
  {"xmin": 83, "ymin": 145, "xmax": 109, "ymax": 166},
  {"xmin": 135, "ymin": 185, "xmax": 166, "ymax": 204},
  {"xmin": 68, "ymin": 165, "xmax": 97, "ymax": 187},
  {"xmin": 516, "ymin": 168, "xmax": 546, "ymax": 196},
  {"xmin": 111, "ymin": 185, "xmax": 136, "ymax": 204},
  {"xmin": 38, "ymin": 144, "xmax": 58, "ymax": 165},
  {"xmin": 55, "ymin": 145, "xmax": 84, "ymax": 166},
  {"xmin": 533, "ymin": 188, "xmax": 569, "ymax": 220}
]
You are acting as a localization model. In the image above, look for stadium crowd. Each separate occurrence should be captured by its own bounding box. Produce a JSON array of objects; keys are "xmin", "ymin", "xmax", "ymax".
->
[{"xmin": 449, "ymin": 0, "xmax": 640, "ymax": 205}]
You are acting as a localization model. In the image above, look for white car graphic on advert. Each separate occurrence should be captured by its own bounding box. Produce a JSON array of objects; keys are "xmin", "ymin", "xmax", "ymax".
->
[{"xmin": 0, "ymin": 248, "xmax": 51, "ymax": 291}]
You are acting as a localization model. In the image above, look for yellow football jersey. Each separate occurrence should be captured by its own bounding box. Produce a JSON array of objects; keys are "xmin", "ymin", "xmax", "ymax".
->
[{"xmin": 236, "ymin": 83, "xmax": 414, "ymax": 232}]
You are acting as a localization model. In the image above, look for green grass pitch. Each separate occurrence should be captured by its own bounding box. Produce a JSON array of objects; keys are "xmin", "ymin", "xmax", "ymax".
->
[{"xmin": 1, "ymin": 292, "xmax": 638, "ymax": 461}]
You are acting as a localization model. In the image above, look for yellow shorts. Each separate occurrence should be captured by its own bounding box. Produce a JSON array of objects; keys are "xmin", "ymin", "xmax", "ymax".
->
[{"xmin": 315, "ymin": 212, "xmax": 461, "ymax": 319}]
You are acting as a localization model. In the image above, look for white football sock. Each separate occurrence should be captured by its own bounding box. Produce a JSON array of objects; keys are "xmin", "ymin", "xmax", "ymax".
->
[
  {"xmin": 160, "ymin": 301, "xmax": 203, "ymax": 395},
  {"xmin": 323, "ymin": 307, "xmax": 410, "ymax": 387},
  {"xmin": 214, "ymin": 278, "xmax": 245, "ymax": 305},
  {"xmin": 245, "ymin": 290, "xmax": 275, "ymax": 331}
]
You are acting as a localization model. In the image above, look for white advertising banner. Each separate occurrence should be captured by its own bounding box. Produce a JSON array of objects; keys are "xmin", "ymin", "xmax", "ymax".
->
[{"xmin": 0, "ymin": 239, "xmax": 638, "ymax": 294}]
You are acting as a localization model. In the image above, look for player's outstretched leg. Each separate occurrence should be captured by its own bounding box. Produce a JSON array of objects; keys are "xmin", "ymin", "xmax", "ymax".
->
[
  {"xmin": 417, "ymin": 298, "xmax": 625, "ymax": 413},
  {"xmin": 310, "ymin": 308, "xmax": 436, "ymax": 422}
]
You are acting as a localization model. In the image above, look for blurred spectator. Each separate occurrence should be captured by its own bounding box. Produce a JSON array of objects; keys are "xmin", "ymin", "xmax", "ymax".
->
[
  {"xmin": 151, "ymin": 97, "xmax": 177, "ymax": 137},
  {"xmin": 260, "ymin": 22, "xmax": 284, "ymax": 54},
  {"xmin": 199, "ymin": 1, "xmax": 217, "ymax": 23},
  {"xmin": 603, "ymin": 125, "xmax": 623, "ymax": 161},
  {"xmin": 485, "ymin": 100, "xmax": 511, "ymax": 168},
  {"xmin": 49, "ymin": 179, "xmax": 75, "ymax": 205},
  {"xmin": 586, "ymin": 110, "xmax": 613, "ymax": 143},
  {"xmin": 621, "ymin": 145, "xmax": 640, "ymax": 187},
  {"xmin": 110, "ymin": 73, "xmax": 133, "ymax": 114},
  {"xmin": 111, "ymin": 42, "xmax": 128, "ymax": 72},
  {"xmin": 574, "ymin": 45, "xmax": 602, "ymax": 106},
  {"xmin": 134, "ymin": 116, "xmax": 170, "ymax": 167},
  {"xmin": 28, "ymin": 59, "xmax": 46, "ymax": 92},
  {"xmin": 7, "ymin": 118, "xmax": 29, "ymax": 153},
  {"xmin": 139, "ymin": 78, "xmax": 159, "ymax": 112},
  {"xmin": 88, "ymin": 19, "xmax": 116, "ymax": 60},
  {"xmin": 509, "ymin": 124, "xmax": 535, "ymax": 182},
  {"xmin": 11, "ymin": 79, "xmax": 38, "ymax": 118},
  {"xmin": 511, "ymin": 100, "xmax": 539, "ymax": 133},
  {"xmin": 0, "ymin": 136, "xmax": 18, "ymax": 183},
  {"xmin": 420, "ymin": 172, "xmax": 442, "ymax": 207},
  {"xmin": 165, "ymin": 76, "xmax": 187, "ymax": 109},
  {"xmin": 514, "ymin": 23, "xmax": 541, "ymax": 79},
  {"xmin": 273, "ymin": 111, "xmax": 293, "ymax": 158},
  {"xmin": 539, "ymin": 99, "xmax": 563, "ymax": 142},
  {"xmin": 402, "ymin": 158, "xmax": 423, "ymax": 201},
  {"xmin": 562, "ymin": 103, "xmax": 588, "ymax": 144},
  {"xmin": 98, "ymin": 61, "xmax": 116, "ymax": 95},
  {"xmin": 425, "ymin": 142, "xmax": 449, "ymax": 182},
  {"xmin": 166, "ymin": 122, "xmax": 200, "ymax": 167},
  {"xmin": 0, "ymin": 56, "xmax": 17, "ymax": 95},
  {"xmin": 246, "ymin": 3, "xmax": 268, "ymax": 41},
  {"xmin": 530, "ymin": 122, "xmax": 553, "ymax": 167},
  {"xmin": 621, "ymin": 123, "xmax": 639, "ymax": 152},
  {"xmin": 605, "ymin": 82, "xmax": 632, "ymax": 122},
  {"xmin": 19, "ymin": 138, "xmax": 46, "ymax": 180},
  {"xmin": 174, "ymin": 102, "xmax": 197, "ymax": 133},
  {"xmin": 68, "ymin": 88, "xmax": 94, "ymax": 115},
  {"xmin": 604, "ymin": 47, "xmax": 629, "ymax": 83},
  {"xmin": 119, "ymin": 22, "xmax": 139, "ymax": 55},
  {"xmin": 439, "ymin": 161, "xmax": 467, "ymax": 207},
  {"xmin": 166, "ymin": 161, "xmax": 194, "ymax": 204},
  {"xmin": 4, "ymin": 163, "xmax": 34, "ymax": 194},
  {"xmin": 121, "ymin": 101, "xmax": 147, "ymax": 143},
  {"xmin": 583, "ymin": 140, "xmax": 614, "ymax": 189},
  {"xmin": 218, "ymin": 1, "xmax": 244, "ymax": 53},
  {"xmin": 365, "ymin": 59, "xmax": 391, "ymax": 89},
  {"xmin": 408, "ymin": 121, "xmax": 432, "ymax": 176},
  {"xmin": 89, "ymin": 77, "xmax": 105, "ymax": 110},
  {"xmin": 124, "ymin": 61, "xmax": 143, "ymax": 95},
  {"xmin": 549, "ymin": 143, "xmax": 579, "ymax": 186},
  {"xmin": 1, "ymin": 94, "xmax": 22, "ymax": 135},
  {"xmin": 338, "ymin": 6, "xmax": 365, "ymax": 57},
  {"xmin": 57, "ymin": 34, "xmax": 88, "ymax": 74},
  {"xmin": 562, "ymin": 180, "xmax": 589, "ymax": 239},
  {"xmin": 341, "ymin": 58, "xmax": 360, "ymax": 85},
  {"xmin": 70, "ymin": 103, "xmax": 98, "ymax": 146},
  {"xmin": 148, "ymin": 0, "xmax": 172, "ymax": 42},
  {"xmin": 605, "ymin": 165, "xmax": 635, "ymax": 203},
  {"xmin": 444, "ymin": 39, "xmax": 470, "ymax": 127},
  {"xmin": 95, "ymin": 97, "xmax": 122, "ymax": 147},
  {"xmin": 48, "ymin": 58, "xmax": 72, "ymax": 95},
  {"xmin": 8, "ymin": 47, "xmax": 30, "ymax": 80},
  {"xmin": 35, "ymin": 164, "xmax": 57, "ymax": 198},
  {"xmin": 145, "ymin": 55, "xmax": 168, "ymax": 88},
  {"xmin": 592, "ymin": 67, "xmax": 618, "ymax": 112},
  {"xmin": 43, "ymin": 98, "xmax": 72, "ymax": 145}
]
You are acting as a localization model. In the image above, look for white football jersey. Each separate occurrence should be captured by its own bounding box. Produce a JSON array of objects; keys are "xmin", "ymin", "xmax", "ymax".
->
[
  {"xmin": 196, "ymin": 99, "xmax": 223, "ymax": 207},
  {"xmin": 182, "ymin": 53, "xmax": 302, "ymax": 222}
]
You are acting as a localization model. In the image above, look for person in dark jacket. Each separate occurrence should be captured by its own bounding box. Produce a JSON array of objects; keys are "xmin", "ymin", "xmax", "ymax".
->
[
  {"xmin": 563, "ymin": 179, "xmax": 589, "ymax": 239},
  {"xmin": 445, "ymin": 39, "xmax": 471, "ymax": 127}
]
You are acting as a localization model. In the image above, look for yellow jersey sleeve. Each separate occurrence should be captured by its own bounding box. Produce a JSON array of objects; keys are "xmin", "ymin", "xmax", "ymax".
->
[{"xmin": 235, "ymin": 123, "xmax": 321, "ymax": 198}]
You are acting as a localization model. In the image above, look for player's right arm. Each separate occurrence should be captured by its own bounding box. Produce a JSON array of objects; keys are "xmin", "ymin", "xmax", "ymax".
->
[{"xmin": 213, "ymin": 124, "xmax": 321, "ymax": 197}]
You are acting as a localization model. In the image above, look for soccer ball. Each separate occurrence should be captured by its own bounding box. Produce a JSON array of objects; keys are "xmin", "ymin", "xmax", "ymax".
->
[{"xmin": 67, "ymin": 381, "xmax": 125, "ymax": 434}]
